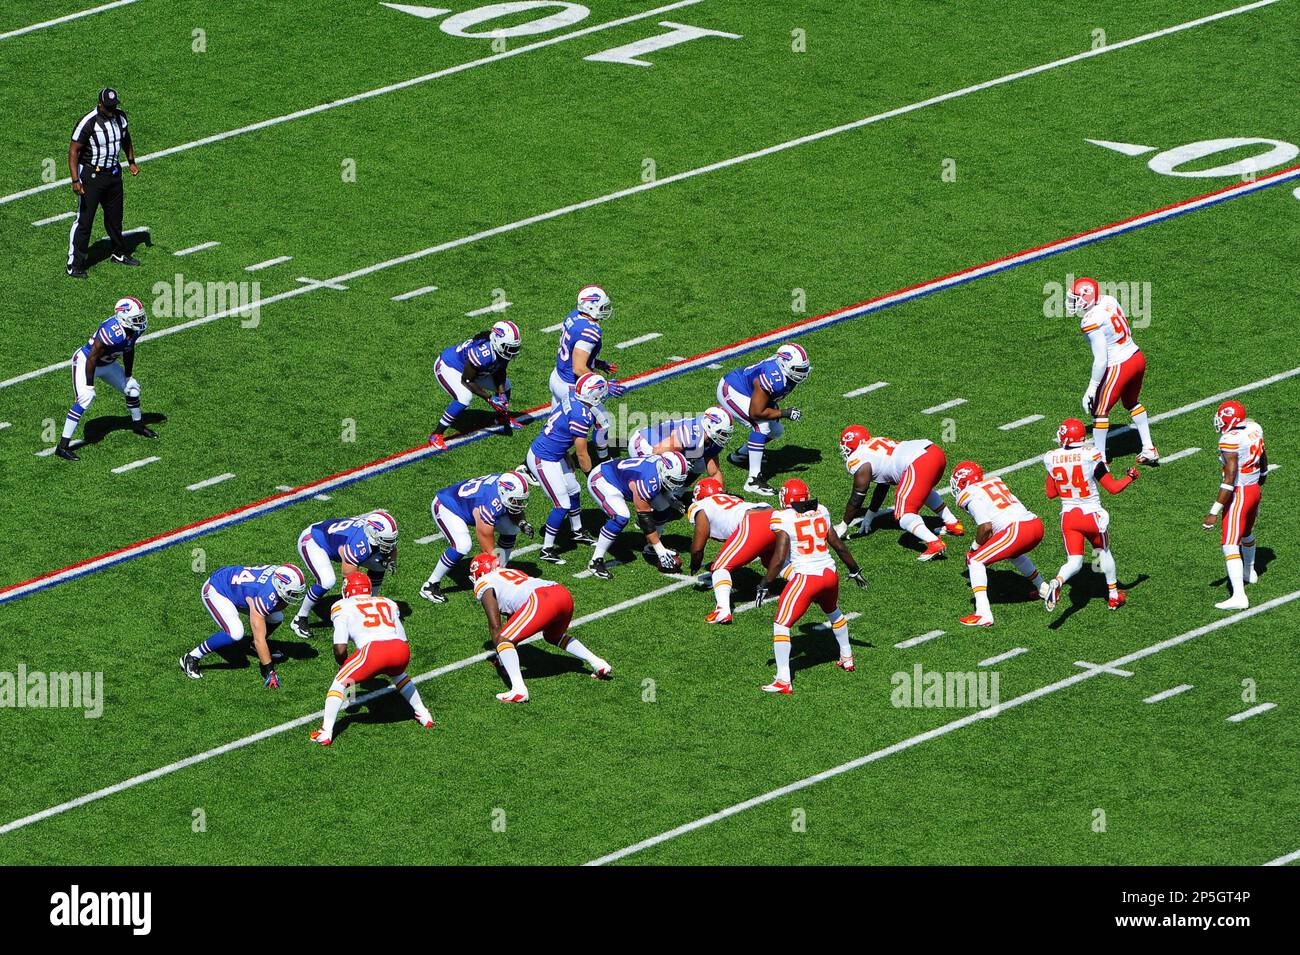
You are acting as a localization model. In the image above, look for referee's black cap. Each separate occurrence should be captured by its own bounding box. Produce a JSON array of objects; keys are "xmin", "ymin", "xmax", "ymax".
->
[{"xmin": 98, "ymin": 87, "xmax": 120, "ymax": 110}]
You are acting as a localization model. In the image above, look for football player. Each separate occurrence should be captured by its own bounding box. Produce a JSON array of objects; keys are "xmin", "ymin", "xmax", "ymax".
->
[
  {"xmin": 1067, "ymin": 276, "xmax": 1158, "ymax": 465},
  {"xmin": 950, "ymin": 463, "xmax": 1047, "ymax": 628},
  {"xmin": 428, "ymin": 320, "xmax": 523, "ymax": 449},
  {"xmin": 550, "ymin": 285, "xmax": 625, "ymax": 462},
  {"xmin": 290, "ymin": 510, "xmax": 399, "ymax": 638},
  {"xmin": 179, "ymin": 564, "xmax": 306, "ymax": 687},
  {"xmin": 419, "ymin": 471, "xmax": 533, "ymax": 603},
  {"xmin": 686, "ymin": 477, "xmax": 774, "ymax": 624},
  {"xmin": 629, "ymin": 406, "xmax": 733, "ymax": 495},
  {"xmin": 525, "ymin": 372, "xmax": 604, "ymax": 565},
  {"xmin": 310, "ymin": 573, "xmax": 434, "ymax": 746},
  {"xmin": 55, "ymin": 296, "xmax": 158, "ymax": 461},
  {"xmin": 1204, "ymin": 400, "xmax": 1266, "ymax": 610},
  {"xmin": 1042, "ymin": 418, "xmax": 1139, "ymax": 612},
  {"xmin": 717, "ymin": 344, "xmax": 809, "ymax": 496},
  {"xmin": 471, "ymin": 554, "xmax": 611, "ymax": 703},
  {"xmin": 586, "ymin": 451, "xmax": 688, "ymax": 578},
  {"xmin": 836, "ymin": 424, "xmax": 963, "ymax": 561},
  {"xmin": 754, "ymin": 479, "xmax": 867, "ymax": 693}
]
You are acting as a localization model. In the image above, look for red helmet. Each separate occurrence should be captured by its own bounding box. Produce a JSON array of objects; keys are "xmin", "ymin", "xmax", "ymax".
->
[
  {"xmin": 1214, "ymin": 400, "xmax": 1246, "ymax": 434},
  {"xmin": 1066, "ymin": 276, "xmax": 1099, "ymax": 315},
  {"xmin": 839, "ymin": 424, "xmax": 871, "ymax": 461},
  {"xmin": 1056, "ymin": 418, "xmax": 1087, "ymax": 447},
  {"xmin": 693, "ymin": 477, "xmax": 724, "ymax": 501},
  {"xmin": 342, "ymin": 572, "xmax": 372, "ymax": 599},
  {"xmin": 949, "ymin": 460, "xmax": 984, "ymax": 496},
  {"xmin": 778, "ymin": 478, "xmax": 810, "ymax": 508},
  {"xmin": 469, "ymin": 553, "xmax": 500, "ymax": 581}
]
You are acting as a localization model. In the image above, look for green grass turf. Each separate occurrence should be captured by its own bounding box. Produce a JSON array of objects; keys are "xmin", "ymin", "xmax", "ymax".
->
[{"xmin": 1, "ymin": 0, "xmax": 1298, "ymax": 864}]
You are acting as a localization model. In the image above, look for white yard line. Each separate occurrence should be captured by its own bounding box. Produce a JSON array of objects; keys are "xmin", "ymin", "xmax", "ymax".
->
[
  {"xmin": 921, "ymin": 398, "xmax": 967, "ymax": 415},
  {"xmin": 274, "ymin": 484, "xmax": 330, "ymax": 502},
  {"xmin": 978, "ymin": 647, "xmax": 1028, "ymax": 667},
  {"xmin": 999, "ymin": 414, "xmax": 1043, "ymax": 431},
  {"xmin": 174, "ymin": 241, "xmax": 220, "ymax": 257},
  {"xmin": 110, "ymin": 456, "xmax": 159, "ymax": 474},
  {"xmin": 186, "ymin": 473, "xmax": 235, "ymax": 491},
  {"xmin": 0, "ymin": 0, "xmax": 139, "ymax": 41},
  {"xmin": 706, "ymin": 362, "xmax": 723, "ymax": 370},
  {"xmin": 844, "ymin": 381, "xmax": 889, "ymax": 398},
  {"xmin": 1226, "ymin": 702, "xmax": 1276, "ymax": 723},
  {"xmin": 542, "ymin": 322, "xmax": 565, "ymax": 333},
  {"xmin": 668, "ymin": 355, "xmax": 687, "ymax": 361},
  {"xmin": 0, "ymin": 0, "xmax": 707, "ymax": 206},
  {"xmin": 895, "ymin": 629, "xmax": 944, "ymax": 649},
  {"xmin": 465, "ymin": 301, "xmax": 512, "ymax": 317},
  {"xmin": 245, "ymin": 255, "xmax": 292, "ymax": 272},
  {"xmin": 616, "ymin": 333, "xmax": 663, "ymax": 349},
  {"xmin": 0, "ymin": 422, "xmax": 10, "ymax": 431},
  {"xmin": 34, "ymin": 445, "xmax": 59, "ymax": 458},
  {"xmin": 1264, "ymin": 846, "xmax": 1300, "ymax": 866},
  {"xmin": 32, "ymin": 211, "xmax": 75, "ymax": 226},
  {"xmin": 391, "ymin": 285, "xmax": 438, "ymax": 301},
  {"xmin": 1144, "ymin": 683, "xmax": 1192, "ymax": 704},
  {"xmin": 415, "ymin": 533, "xmax": 443, "ymax": 545},
  {"xmin": 586, "ymin": 587, "xmax": 1300, "ymax": 865},
  {"xmin": 1159, "ymin": 447, "xmax": 1201, "ymax": 464},
  {"xmin": 0, "ymin": 576, "xmax": 696, "ymax": 835}
]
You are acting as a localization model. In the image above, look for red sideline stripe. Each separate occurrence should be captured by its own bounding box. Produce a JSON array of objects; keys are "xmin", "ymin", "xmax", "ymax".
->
[{"xmin": 4, "ymin": 165, "xmax": 1297, "ymax": 604}]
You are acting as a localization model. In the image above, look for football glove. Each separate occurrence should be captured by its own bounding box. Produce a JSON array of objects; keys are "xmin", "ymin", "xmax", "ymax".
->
[
  {"xmin": 607, "ymin": 380, "xmax": 627, "ymax": 398},
  {"xmin": 786, "ymin": 408, "xmax": 803, "ymax": 422},
  {"xmin": 1081, "ymin": 387, "xmax": 1097, "ymax": 415},
  {"xmin": 517, "ymin": 518, "xmax": 535, "ymax": 539},
  {"xmin": 488, "ymin": 394, "xmax": 510, "ymax": 412},
  {"xmin": 260, "ymin": 663, "xmax": 280, "ymax": 689},
  {"xmin": 1125, "ymin": 467, "xmax": 1140, "ymax": 481},
  {"xmin": 657, "ymin": 549, "xmax": 679, "ymax": 571},
  {"xmin": 833, "ymin": 521, "xmax": 849, "ymax": 538},
  {"xmin": 754, "ymin": 582, "xmax": 771, "ymax": 607},
  {"xmin": 848, "ymin": 569, "xmax": 869, "ymax": 589}
]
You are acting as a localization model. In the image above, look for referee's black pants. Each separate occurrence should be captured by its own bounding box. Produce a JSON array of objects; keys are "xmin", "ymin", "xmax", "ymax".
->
[{"xmin": 67, "ymin": 164, "xmax": 127, "ymax": 272}]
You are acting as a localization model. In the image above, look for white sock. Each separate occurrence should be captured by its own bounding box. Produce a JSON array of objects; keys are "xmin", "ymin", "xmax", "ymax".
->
[
  {"xmin": 561, "ymin": 635, "xmax": 602, "ymax": 669},
  {"xmin": 496, "ymin": 643, "xmax": 526, "ymax": 693},
  {"xmin": 568, "ymin": 511, "xmax": 583, "ymax": 532},
  {"xmin": 1055, "ymin": 554, "xmax": 1084, "ymax": 584},
  {"xmin": 1096, "ymin": 549, "xmax": 1118, "ymax": 594},
  {"xmin": 1223, "ymin": 545, "xmax": 1244, "ymax": 597},
  {"xmin": 394, "ymin": 673, "xmax": 431, "ymax": 722},
  {"xmin": 713, "ymin": 569, "xmax": 733, "ymax": 614},
  {"xmin": 1010, "ymin": 554, "xmax": 1043, "ymax": 589},
  {"xmin": 543, "ymin": 528, "xmax": 558, "ymax": 549},
  {"xmin": 297, "ymin": 594, "xmax": 315, "ymax": 620},
  {"xmin": 1130, "ymin": 405, "xmax": 1154, "ymax": 451},
  {"xmin": 321, "ymin": 685, "xmax": 347, "ymax": 736},
  {"xmin": 1093, "ymin": 418, "xmax": 1109, "ymax": 460},
  {"xmin": 773, "ymin": 629, "xmax": 792, "ymax": 683},
  {"xmin": 1241, "ymin": 536, "xmax": 1256, "ymax": 582},
  {"xmin": 969, "ymin": 560, "xmax": 991, "ymax": 617},
  {"xmin": 827, "ymin": 610, "xmax": 851, "ymax": 657},
  {"xmin": 748, "ymin": 447, "xmax": 763, "ymax": 480},
  {"xmin": 592, "ymin": 533, "xmax": 614, "ymax": 561},
  {"xmin": 899, "ymin": 512, "xmax": 937, "ymax": 544}
]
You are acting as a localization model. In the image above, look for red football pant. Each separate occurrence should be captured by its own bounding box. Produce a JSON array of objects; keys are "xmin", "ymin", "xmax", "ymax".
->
[
  {"xmin": 711, "ymin": 510, "xmax": 777, "ymax": 572},
  {"xmin": 1061, "ymin": 510, "xmax": 1108, "ymax": 556},
  {"xmin": 1096, "ymin": 350, "xmax": 1146, "ymax": 414},
  {"xmin": 896, "ymin": 444, "xmax": 947, "ymax": 517},
  {"xmin": 336, "ymin": 639, "xmax": 411, "ymax": 687},
  {"xmin": 970, "ymin": 518, "xmax": 1044, "ymax": 564},
  {"xmin": 1222, "ymin": 484, "xmax": 1261, "ymax": 546},
  {"xmin": 499, "ymin": 585, "xmax": 574, "ymax": 645},
  {"xmin": 774, "ymin": 567, "xmax": 840, "ymax": 628}
]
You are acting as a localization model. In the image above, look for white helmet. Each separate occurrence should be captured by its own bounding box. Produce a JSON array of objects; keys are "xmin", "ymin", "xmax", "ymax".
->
[
  {"xmin": 496, "ymin": 471, "xmax": 531, "ymax": 514},
  {"xmin": 113, "ymin": 296, "xmax": 148, "ymax": 334},
  {"xmin": 775, "ymin": 343, "xmax": 811, "ymax": 383},
  {"xmin": 699, "ymin": 406, "xmax": 734, "ymax": 447},
  {"xmin": 362, "ymin": 509, "xmax": 399, "ymax": 554},
  {"xmin": 656, "ymin": 451, "xmax": 689, "ymax": 489},
  {"xmin": 489, "ymin": 320, "xmax": 522, "ymax": 360},
  {"xmin": 576, "ymin": 284, "xmax": 612, "ymax": 322},
  {"xmin": 271, "ymin": 564, "xmax": 307, "ymax": 602},
  {"xmin": 574, "ymin": 372, "xmax": 609, "ymax": 407}
]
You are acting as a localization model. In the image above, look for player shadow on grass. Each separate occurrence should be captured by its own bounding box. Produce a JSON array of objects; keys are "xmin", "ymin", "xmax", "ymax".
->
[
  {"xmin": 197, "ymin": 633, "xmax": 319, "ymax": 672},
  {"xmin": 758, "ymin": 443, "xmax": 822, "ymax": 475},
  {"xmin": 1048, "ymin": 572, "xmax": 1150, "ymax": 630},
  {"xmin": 443, "ymin": 408, "xmax": 523, "ymax": 441},
  {"xmin": 328, "ymin": 681, "xmax": 422, "ymax": 741},
  {"xmin": 85, "ymin": 229, "xmax": 152, "ymax": 271},
  {"xmin": 1210, "ymin": 547, "xmax": 1275, "ymax": 588},
  {"xmin": 75, "ymin": 412, "xmax": 167, "ymax": 447},
  {"xmin": 479, "ymin": 640, "xmax": 589, "ymax": 686},
  {"xmin": 295, "ymin": 599, "xmax": 418, "ymax": 638},
  {"xmin": 859, "ymin": 511, "xmax": 950, "ymax": 556},
  {"xmin": 767, "ymin": 624, "xmax": 872, "ymax": 675}
]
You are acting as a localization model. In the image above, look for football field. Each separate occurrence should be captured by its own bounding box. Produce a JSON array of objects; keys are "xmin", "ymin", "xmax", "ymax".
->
[{"xmin": 1, "ymin": 0, "xmax": 1299, "ymax": 866}]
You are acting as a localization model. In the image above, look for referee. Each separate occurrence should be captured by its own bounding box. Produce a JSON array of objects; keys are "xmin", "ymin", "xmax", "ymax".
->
[{"xmin": 67, "ymin": 87, "xmax": 140, "ymax": 278}]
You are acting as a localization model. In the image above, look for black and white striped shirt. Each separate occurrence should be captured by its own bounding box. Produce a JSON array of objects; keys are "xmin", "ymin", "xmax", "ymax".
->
[{"xmin": 72, "ymin": 108, "xmax": 130, "ymax": 170}]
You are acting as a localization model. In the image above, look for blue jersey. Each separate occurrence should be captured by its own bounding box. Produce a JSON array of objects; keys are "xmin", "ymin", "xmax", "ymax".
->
[
  {"xmin": 594, "ymin": 457, "xmax": 663, "ymax": 502},
  {"xmin": 307, "ymin": 518, "xmax": 374, "ymax": 566},
  {"xmin": 79, "ymin": 316, "xmax": 141, "ymax": 365},
  {"xmin": 723, "ymin": 358, "xmax": 795, "ymax": 402},
  {"xmin": 439, "ymin": 336, "xmax": 506, "ymax": 378},
  {"xmin": 207, "ymin": 565, "xmax": 286, "ymax": 617},
  {"xmin": 635, "ymin": 416, "xmax": 721, "ymax": 462},
  {"xmin": 530, "ymin": 401, "xmax": 597, "ymax": 461},
  {"xmin": 555, "ymin": 310, "xmax": 603, "ymax": 384},
  {"xmin": 435, "ymin": 474, "xmax": 508, "ymax": 527}
]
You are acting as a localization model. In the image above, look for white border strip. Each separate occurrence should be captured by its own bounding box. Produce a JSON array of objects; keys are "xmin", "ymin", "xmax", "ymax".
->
[
  {"xmin": 0, "ymin": 0, "xmax": 139, "ymax": 41},
  {"xmin": 999, "ymin": 414, "xmax": 1043, "ymax": 431}
]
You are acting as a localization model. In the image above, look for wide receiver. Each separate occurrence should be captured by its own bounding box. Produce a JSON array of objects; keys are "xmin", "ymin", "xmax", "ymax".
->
[
  {"xmin": 685, "ymin": 477, "xmax": 775, "ymax": 624},
  {"xmin": 950, "ymin": 463, "xmax": 1047, "ymax": 628},
  {"xmin": 1066, "ymin": 276, "xmax": 1159, "ymax": 465},
  {"xmin": 1204, "ymin": 400, "xmax": 1267, "ymax": 610},
  {"xmin": 428, "ymin": 320, "xmax": 523, "ymax": 449},
  {"xmin": 470, "ymin": 554, "xmax": 611, "ymax": 702},
  {"xmin": 837, "ymin": 424, "xmax": 963, "ymax": 561},
  {"xmin": 310, "ymin": 573, "xmax": 434, "ymax": 746},
  {"xmin": 754, "ymin": 479, "xmax": 868, "ymax": 694},
  {"xmin": 1042, "ymin": 419, "xmax": 1139, "ymax": 612}
]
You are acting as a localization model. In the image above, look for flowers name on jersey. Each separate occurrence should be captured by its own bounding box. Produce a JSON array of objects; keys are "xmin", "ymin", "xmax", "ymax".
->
[
  {"xmin": 771, "ymin": 504, "xmax": 835, "ymax": 574},
  {"xmin": 1219, "ymin": 420, "xmax": 1265, "ymax": 487},
  {"xmin": 556, "ymin": 311, "xmax": 603, "ymax": 383},
  {"xmin": 956, "ymin": 479, "xmax": 1036, "ymax": 532}
]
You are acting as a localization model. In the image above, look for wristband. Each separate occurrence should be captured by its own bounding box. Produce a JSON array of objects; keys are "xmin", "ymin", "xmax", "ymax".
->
[
  {"xmin": 1209, "ymin": 502, "xmax": 1223, "ymax": 516},
  {"xmin": 1219, "ymin": 483, "xmax": 1233, "ymax": 492}
]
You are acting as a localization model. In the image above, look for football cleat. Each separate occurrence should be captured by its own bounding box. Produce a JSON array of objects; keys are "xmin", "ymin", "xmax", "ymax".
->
[
  {"xmin": 496, "ymin": 689, "xmax": 530, "ymax": 703},
  {"xmin": 944, "ymin": 521, "xmax": 966, "ymax": 536},
  {"xmin": 538, "ymin": 547, "xmax": 566, "ymax": 565},
  {"xmin": 1215, "ymin": 594, "xmax": 1249, "ymax": 611},
  {"xmin": 586, "ymin": 558, "xmax": 614, "ymax": 580},
  {"xmin": 762, "ymin": 679, "xmax": 793, "ymax": 694},
  {"xmin": 179, "ymin": 655, "xmax": 202, "ymax": 680},
  {"xmin": 1135, "ymin": 448, "xmax": 1160, "ymax": 467},
  {"xmin": 959, "ymin": 613, "xmax": 994, "ymax": 628},
  {"xmin": 419, "ymin": 581, "xmax": 447, "ymax": 604},
  {"xmin": 1043, "ymin": 578, "xmax": 1062, "ymax": 612},
  {"xmin": 1247, "ymin": 568, "xmax": 1259, "ymax": 584},
  {"xmin": 518, "ymin": 465, "xmax": 540, "ymax": 486},
  {"xmin": 1108, "ymin": 590, "xmax": 1127, "ymax": 610},
  {"xmin": 571, "ymin": 529, "xmax": 598, "ymax": 546},
  {"xmin": 705, "ymin": 608, "xmax": 733, "ymax": 625},
  {"xmin": 414, "ymin": 713, "xmax": 435, "ymax": 728},
  {"xmin": 54, "ymin": 441, "xmax": 80, "ymax": 461},
  {"xmin": 917, "ymin": 539, "xmax": 948, "ymax": 561},
  {"xmin": 498, "ymin": 414, "xmax": 524, "ymax": 432},
  {"xmin": 836, "ymin": 656, "xmax": 855, "ymax": 672},
  {"xmin": 133, "ymin": 424, "xmax": 158, "ymax": 439},
  {"xmin": 591, "ymin": 662, "xmax": 613, "ymax": 680},
  {"xmin": 428, "ymin": 434, "xmax": 447, "ymax": 450},
  {"xmin": 289, "ymin": 616, "xmax": 313, "ymax": 640},
  {"xmin": 309, "ymin": 729, "xmax": 332, "ymax": 746},
  {"xmin": 744, "ymin": 477, "xmax": 776, "ymax": 497}
]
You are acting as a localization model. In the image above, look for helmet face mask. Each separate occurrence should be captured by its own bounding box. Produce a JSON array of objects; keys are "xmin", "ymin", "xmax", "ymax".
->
[
  {"xmin": 1214, "ymin": 400, "xmax": 1246, "ymax": 434},
  {"xmin": 113, "ymin": 296, "xmax": 148, "ymax": 334},
  {"xmin": 778, "ymin": 478, "xmax": 810, "ymax": 509},
  {"xmin": 497, "ymin": 471, "xmax": 531, "ymax": 515},
  {"xmin": 342, "ymin": 572, "xmax": 372, "ymax": 599},
  {"xmin": 490, "ymin": 320, "xmax": 522, "ymax": 360},
  {"xmin": 1056, "ymin": 418, "xmax": 1086, "ymax": 448},
  {"xmin": 363, "ymin": 510, "xmax": 399, "ymax": 554},
  {"xmin": 839, "ymin": 425, "xmax": 870, "ymax": 462},
  {"xmin": 469, "ymin": 553, "xmax": 500, "ymax": 581},
  {"xmin": 272, "ymin": 565, "xmax": 306, "ymax": 602},
  {"xmin": 574, "ymin": 373, "xmax": 609, "ymax": 407},
  {"xmin": 576, "ymin": 285, "xmax": 612, "ymax": 322},
  {"xmin": 775, "ymin": 344, "xmax": 811, "ymax": 383},
  {"xmin": 700, "ymin": 407, "xmax": 733, "ymax": 447},
  {"xmin": 656, "ymin": 451, "xmax": 688, "ymax": 489},
  {"xmin": 1065, "ymin": 277, "xmax": 1099, "ymax": 316},
  {"xmin": 949, "ymin": 462, "xmax": 984, "ymax": 496}
]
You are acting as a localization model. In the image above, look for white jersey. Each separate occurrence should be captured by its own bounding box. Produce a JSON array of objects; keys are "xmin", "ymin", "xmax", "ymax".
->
[
  {"xmin": 845, "ymin": 437, "xmax": 931, "ymax": 485},
  {"xmin": 473, "ymin": 568, "xmax": 556, "ymax": 615},
  {"xmin": 1219, "ymin": 419, "xmax": 1265, "ymax": 487},
  {"xmin": 686, "ymin": 493, "xmax": 770, "ymax": 541},
  {"xmin": 1079, "ymin": 294, "xmax": 1139, "ymax": 366},
  {"xmin": 330, "ymin": 594, "xmax": 407, "ymax": 650},
  {"xmin": 1042, "ymin": 443, "xmax": 1109, "ymax": 516},
  {"xmin": 956, "ymin": 478, "xmax": 1036, "ymax": 533},
  {"xmin": 769, "ymin": 503, "xmax": 835, "ymax": 575}
]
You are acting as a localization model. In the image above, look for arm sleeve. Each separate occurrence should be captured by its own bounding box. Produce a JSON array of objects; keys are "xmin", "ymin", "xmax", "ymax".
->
[
  {"xmin": 1084, "ymin": 329, "xmax": 1107, "ymax": 385},
  {"xmin": 1044, "ymin": 473, "xmax": 1059, "ymax": 499},
  {"xmin": 331, "ymin": 606, "xmax": 350, "ymax": 645}
]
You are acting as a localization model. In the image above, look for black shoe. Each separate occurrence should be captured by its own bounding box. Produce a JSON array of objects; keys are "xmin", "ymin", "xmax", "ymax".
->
[
  {"xmin": 179, "ymin": 655, "xmax": 202, "ymax": 680},
  {"xmin": 727, "ymin": 449, "xmax": 748, "ymax": 466},
  {"xmin": 66, "ymin": 267, "xmax": 88, "ymax": 279},
  {"xmin": 111, "ymin": 253, "xmax": 141, "ymax": 267},
  {"xmin": 571, "ymin": 529, "xmax": 598, "ymax": 546},
  {"xmin": 133, "ymin": 424, "xmax": 158, "ymax": 439},
  {"xmin": 744, "ymin": 477, "xmax": 776, "ymax": 497},
  {"xmin": 419, "ymin": 581, "xmax": 447, "ymax": 604},
  {"xmin": 54, "ymin": 440, "xmax": 80, "ymax": 461},
  {"xmin": 538, "ymin": 547, "xmax": 566, "ymax": 565},
  {"xmin": 586, "ymin": 558, "xmax": 614, "ymax": 580}
]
